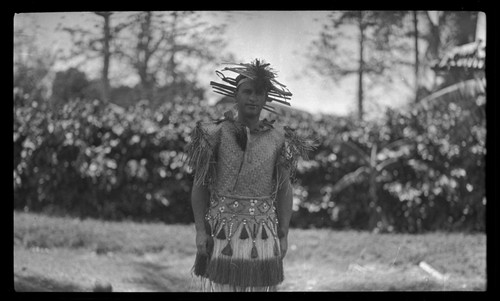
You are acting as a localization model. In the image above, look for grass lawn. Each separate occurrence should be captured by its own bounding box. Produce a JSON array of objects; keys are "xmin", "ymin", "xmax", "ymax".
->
[{"xmin": 13, "ymin": 211, "xmax": 486, "ymax": 292}]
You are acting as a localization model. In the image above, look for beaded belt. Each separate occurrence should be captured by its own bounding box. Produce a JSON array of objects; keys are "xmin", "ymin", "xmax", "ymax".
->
[
  {"xmin": 203, "ymin": 193, "xmax": 282, "ymax": 262},
  {"xmin": 208, "ymin": 194, "xmax": 275, "ymax": 216},
  {"xmin": 205, "ymin": 193, "xmax": 279, "ymax": 237}
]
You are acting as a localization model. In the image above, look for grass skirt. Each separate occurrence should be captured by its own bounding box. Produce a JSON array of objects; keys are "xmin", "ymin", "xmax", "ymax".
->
[{"xmin": 193, "ymin": 194, "xmax": 284, "ymax": 291}]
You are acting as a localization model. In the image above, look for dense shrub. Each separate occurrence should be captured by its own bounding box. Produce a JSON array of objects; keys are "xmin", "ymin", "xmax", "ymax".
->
[
  {"xmin": 14, "ymin": 98, "xmax": 205, "ymax": 223},
  {"xmin": 288, "ymin": 81, "xmax": 486, "ymax": 233},
  {"xmin": 13, "ymin": 87, "xmax": 485, "ymax": 232}
]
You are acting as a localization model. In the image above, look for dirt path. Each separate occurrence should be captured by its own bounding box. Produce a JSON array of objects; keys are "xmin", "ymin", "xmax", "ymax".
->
[
  {"xmin": 13, "ymin": 245, "xmax": 484, "ymax": 292},
  {"xmin": 14, "ymin": 245, "xmax": 195, "ymax": 292}
]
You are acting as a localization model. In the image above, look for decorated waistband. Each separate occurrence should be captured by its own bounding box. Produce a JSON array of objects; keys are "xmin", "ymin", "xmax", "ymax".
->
[{"xmin": 208, "ymin": 193, "xmax": 275, "ymax": 217}]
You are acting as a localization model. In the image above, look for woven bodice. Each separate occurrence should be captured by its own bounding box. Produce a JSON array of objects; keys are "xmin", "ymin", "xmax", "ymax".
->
[
  {"xmin": 189, "ymin": 113, "xmax": 317, "ymax": 289},
  {"xmin": 201, "ymin": 121, "xmax": 285, "ymax": 198}
]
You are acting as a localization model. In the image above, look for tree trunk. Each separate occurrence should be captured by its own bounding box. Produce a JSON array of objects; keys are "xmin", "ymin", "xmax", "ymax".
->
[
  {"xmin": 368, "ymin": 171, "xmax": 378, "ymax": 230},
  {"xmin": 357, "ymin": 11, "xmax": 365, "ymax": 121},
  {"xmin": 97, "ymin": 12, "xmax": 112, "ymax": 103},
  {"xmin": 413, "ymin": 11, "xmax": 419, "ymax": 103},
  {"xmin": 425, "ymin": 11, "xmax": 441, "ymax": 90},
  {"xmin": 367, "ymin": 145, "xmax": 377, "ymax": 229},
  {"xmin": 167, "ymin": 11, "xmax": 179, "ymax": 86},
  {"xmin": 137, "ymin": 12, "xmax": 155, "ymax": 101}
]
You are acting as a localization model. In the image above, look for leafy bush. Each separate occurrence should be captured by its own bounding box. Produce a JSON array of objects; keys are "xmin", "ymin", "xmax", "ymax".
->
[
  {"xmin": 15, "ymin": 98, "xmax": 200, "ymax": 223},
  {"xmin": 289, "ymin": 80, "xmax": 486, "ymax": 233},
  {"xmin": 13, "ymin": 83, "xmax": 485, "ymax": 232}
]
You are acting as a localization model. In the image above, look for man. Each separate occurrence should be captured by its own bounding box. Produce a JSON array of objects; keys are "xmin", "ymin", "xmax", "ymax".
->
[{"xmin": 186, "ymin": 59, "xmax": 315, "ymax": 291}]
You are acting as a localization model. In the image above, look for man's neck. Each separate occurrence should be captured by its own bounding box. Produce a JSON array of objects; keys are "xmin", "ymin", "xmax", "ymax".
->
[{"xmin": 237, "ymin": 114, "xmax": 260, "ymax": 131}]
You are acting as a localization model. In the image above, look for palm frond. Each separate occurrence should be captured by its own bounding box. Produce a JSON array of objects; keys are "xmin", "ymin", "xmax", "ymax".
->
[
  {"xmin": 334, "ymin": 140, "xmax": 370, "ymax": 165},
  {"xmin": 331, "ymin": 166, "xmax": 370, "ymax": 194},
  {"xmin": 375, "ymin": 157, "xmax": 400, "ymax": 172},
  {"xmin": 382, "ymin": 138, "xmax": 413, "ymax": 152},
  {"xmin": 420, "ymin": 78, "xmax": 485, "ymax": 104}
]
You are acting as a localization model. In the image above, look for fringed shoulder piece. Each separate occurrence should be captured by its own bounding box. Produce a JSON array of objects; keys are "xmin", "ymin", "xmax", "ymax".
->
[
  {"xmin": 184, "ymin": 121, "xmax": 222, "ymax": 187},
  {"xmin": 276, "ymin": 126, "xmax": 318, "ymax": 185}
]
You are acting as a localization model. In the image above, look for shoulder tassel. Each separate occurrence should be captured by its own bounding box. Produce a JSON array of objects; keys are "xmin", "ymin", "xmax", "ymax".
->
[
  {"xmin": 184, "ymin": 121, "xmax": 218, "ymax": 187},
  {"xmin": 278, "ymin": 126, "xmax": 318, "ymax": 182}
]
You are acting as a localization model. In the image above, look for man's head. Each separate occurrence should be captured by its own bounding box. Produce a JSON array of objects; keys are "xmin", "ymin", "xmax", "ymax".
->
[
  {"xmin": 210, "ymin": 59, "xmax": 292, "ymax": 118},
  {"xmin": 234, "ymin": 74, "xmax": 270, "ymax": 118}
]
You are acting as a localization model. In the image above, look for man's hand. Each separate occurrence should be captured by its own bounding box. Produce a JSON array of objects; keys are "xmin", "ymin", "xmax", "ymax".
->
[
  {"xmin": 196, "ymin": 230, "xmax": 213, "ymax": 256},
  {"xmin": 279, "ymin": 236, "xmax": 288, "ymax": 259}
]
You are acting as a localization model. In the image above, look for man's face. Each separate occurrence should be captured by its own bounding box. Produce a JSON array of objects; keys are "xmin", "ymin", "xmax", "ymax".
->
[{"xmin": 235, "ymin": 80, "xmax": 267, "ymax": 118}]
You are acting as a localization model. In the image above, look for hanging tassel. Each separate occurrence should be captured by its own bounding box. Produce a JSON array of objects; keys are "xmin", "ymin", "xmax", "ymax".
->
[
  {"xmin": 250, "ymin": 223, "xmax": 259, "ymax": 259},
  {"xmin": 234, "ymin": 123, "xmax": 247, "ymax": 151},
  {"xmin": 251, "ymin": 242, "xmax": 258, "ymax": 259},
  {"xmin": 216, "ymin": 225, "xmax": 226, "ymax": 240},
  {"xmin": 261, "ymin": 225, "xmax": 269, "ymax": 240},
  {"xmin": 212, "ymin": 219, "xmax": 220, "ymax": 237},
  {"xmin": 239, "ymin": 224, "xmax": 249, "ymax": 239},
  {"xmin": 221, "ymin": 240, "xmax": 233, "ymax": 257},
  {"xmin": 273, "ymin": 239, "xmax": 280, "ymax": 257}
]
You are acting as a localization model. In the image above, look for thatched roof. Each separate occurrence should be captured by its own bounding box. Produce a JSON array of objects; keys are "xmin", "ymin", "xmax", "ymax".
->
[{"xmin": 432, "ymin": 40, "xmax": 485, "ymax": 72}]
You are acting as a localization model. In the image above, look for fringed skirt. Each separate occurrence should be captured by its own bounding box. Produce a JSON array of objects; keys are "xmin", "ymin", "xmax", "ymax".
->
[{"xmin": 193, "ymin": 193, "xmax": 284, "ymax": 292}]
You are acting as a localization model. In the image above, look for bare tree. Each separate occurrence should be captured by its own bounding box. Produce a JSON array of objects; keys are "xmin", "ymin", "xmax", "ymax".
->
[
  {"xmin": 306, "ymin": 11, "xmax": 407, "ymax": 121},
  {"xmin": 413, "ymin": 11, "xmax": 420, "ymax": 102},
  {"xmin": 61, "ymin": 12, "xmax": 129, "ymax": 103},
  {"xmin": 95, "ymin": 12, "xmax": 112, "ymax": 102},
  {"xmin": 117, "ymin": 11, "xmax": 231, "ymax": 105},
  {"xmin": 357, "ymin": 11, "xmax": 366, "ymax": 121},
  {"xmin": 14, "ymin": 24, "xmax": 58, "ymax": 103}
]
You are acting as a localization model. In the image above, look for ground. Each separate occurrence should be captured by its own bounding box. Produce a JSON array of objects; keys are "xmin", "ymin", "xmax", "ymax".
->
[{"xmin": 13, "ymin": 212, "xmax": 486, "ymax": 292}]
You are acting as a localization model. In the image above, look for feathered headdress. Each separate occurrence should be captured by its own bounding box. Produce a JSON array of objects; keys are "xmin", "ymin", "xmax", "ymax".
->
[{"xmin": 210, "ymin": 59, "xmax": 292, "ymax": 115}]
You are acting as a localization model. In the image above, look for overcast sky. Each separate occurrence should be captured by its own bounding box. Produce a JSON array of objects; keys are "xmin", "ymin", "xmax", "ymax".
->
[
  {"xmin": 14, "ymin": 11, "xmax": 414, "ymax": 117},
  {"xmin": 219, "ymin": 11, "xmax": 359, "ymax": 115}
]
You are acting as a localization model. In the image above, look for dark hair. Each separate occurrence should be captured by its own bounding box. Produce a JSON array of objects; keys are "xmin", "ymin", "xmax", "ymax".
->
[{"xmin": 235, "ymin": 74, "xmax": 271, "ymax": 95}]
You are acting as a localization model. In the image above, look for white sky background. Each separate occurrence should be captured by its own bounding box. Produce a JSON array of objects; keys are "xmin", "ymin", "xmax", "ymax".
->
[
  {"xmin": 217, "ymin": 11, "xmax": 363, "ymax": 116},
  {"xmin": 14, "ymin": 11, "xmax": 416, "ymax": 117}
]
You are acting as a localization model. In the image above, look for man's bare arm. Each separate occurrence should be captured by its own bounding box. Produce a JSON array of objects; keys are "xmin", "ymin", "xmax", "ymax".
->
[
  {"xmin": 191, "ymin": 183, "xmax": 212, "ymax": 255},
  {"xmin": 275, "ymin": 169, "xmax": 293, "ymax": 258}
]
